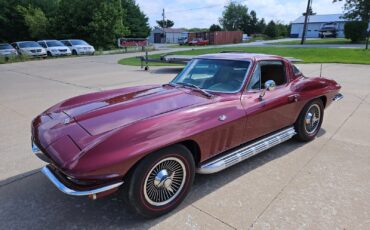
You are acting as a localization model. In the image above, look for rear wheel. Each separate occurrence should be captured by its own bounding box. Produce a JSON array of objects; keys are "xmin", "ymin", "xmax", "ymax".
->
[
  {"xmin": 72, "ymin": 50, "xmax": 77, "ymax": 55},
  {"xmin": 127, "ymin": 144, "xmax": 195, "ymax": 218},
  {"xmin": 295, "ymin": 99, "xmax": 324, "ymax": 142}
]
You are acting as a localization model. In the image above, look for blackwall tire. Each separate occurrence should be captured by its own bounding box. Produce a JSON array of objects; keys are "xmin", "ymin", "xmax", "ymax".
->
[
  {"xmin": 295, "ymin": 99, "xmax": 324, "ymax": 142},
  {"xmin": 127, "ymin": 144, "xmax": 195, "ymax": 218}
]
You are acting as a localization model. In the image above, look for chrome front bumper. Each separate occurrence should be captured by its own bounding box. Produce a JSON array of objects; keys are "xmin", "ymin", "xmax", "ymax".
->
[
  {"xmin": 41, "ymin": 166, "xmax": 123, "ymax": 196},
  {"xmin": 32, "ymin": 141, "xmax": 51, "ymax": 163},
  {"xmin": 33, "ymin": 141, "xmax": 123, "ymax": 196},
  {"xmin": 333, "ymin": 93, "xmax": 344, "ymax": 101}
]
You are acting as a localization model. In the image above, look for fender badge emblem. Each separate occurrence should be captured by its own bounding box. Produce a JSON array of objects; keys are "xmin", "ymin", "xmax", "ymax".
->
[{"xmin": 219, "ymin": 115, "xmax": 227, "ymax": 121}]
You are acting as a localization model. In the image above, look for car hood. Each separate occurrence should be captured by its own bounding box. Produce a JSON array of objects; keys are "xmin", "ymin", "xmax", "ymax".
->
[
  {"xmin": 21, "ymin": 47, "xmax": 43, "ymax": 50},
  {"xmin": 74, "ymin": 45, "xmax": 93, "ymax": 48},
  {"xmin": 62, "ymin": 85, "xmax": 211, "ymax": 135}
]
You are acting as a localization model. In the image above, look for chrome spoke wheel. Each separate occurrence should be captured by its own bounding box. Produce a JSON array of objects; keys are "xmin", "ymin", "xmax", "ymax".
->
[
  {"xmin": 144, "ymin": 157, "xmax": 186, "ymax": 206},
  {"xmin": 304, "ymin": 104, "xmax": 321, "ymax": 134}
]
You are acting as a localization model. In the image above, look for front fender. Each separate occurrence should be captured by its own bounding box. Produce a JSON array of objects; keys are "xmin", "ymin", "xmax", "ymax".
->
[{"xmin": 68, "ymin": 98, "xmax": 246, "ymax": 179}]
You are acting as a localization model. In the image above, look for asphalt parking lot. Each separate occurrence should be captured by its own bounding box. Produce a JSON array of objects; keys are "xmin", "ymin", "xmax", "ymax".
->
[{"xmin": 0, "ymin": 53, "xmax": 369, "ymax": 229}]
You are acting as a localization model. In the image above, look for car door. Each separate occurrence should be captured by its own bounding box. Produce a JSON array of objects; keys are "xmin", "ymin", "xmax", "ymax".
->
[{"xmin": 241, "ymin": 60, "xmax": 300, "ymax": 142}]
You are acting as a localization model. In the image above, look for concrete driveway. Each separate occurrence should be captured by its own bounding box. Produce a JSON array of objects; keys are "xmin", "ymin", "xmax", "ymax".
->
[{"xmin": 0, "ymin": 54, "xmax": 369, "ymax": 229}]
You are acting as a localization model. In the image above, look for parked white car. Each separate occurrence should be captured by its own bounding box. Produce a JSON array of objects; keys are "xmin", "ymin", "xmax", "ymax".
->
[
  {"xmin": 60, "ymin": 39, "xmax": 95, "ymax": 55},
  {"xmin": 0, "ymin": 43, "xmax": 18, "ymax": 58},
  {"xmin": 11, "ymin": 41, "xmax": 47, "ymax": 58},
  {"xmin": 37, "ymin": 40, "xmax": 72, "ymax": 57}
]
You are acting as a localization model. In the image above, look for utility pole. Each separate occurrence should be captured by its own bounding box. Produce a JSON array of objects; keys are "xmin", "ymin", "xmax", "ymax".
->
[
  {"xmin": 301, "ymin": 0, "xmax": 312, "ymax": 45},
  {"xmin": 366, "ymin": 22, "xmax": 369, "ymax": 50},
  {"xmin": 162, "ymin": 8, "xmax": 166, "ymax": 29},
  {"xmin": 161, "ymin": 8, "xmax": 166, "ymax": 43}
]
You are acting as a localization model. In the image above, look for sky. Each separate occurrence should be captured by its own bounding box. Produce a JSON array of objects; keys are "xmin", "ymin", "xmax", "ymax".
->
[{"xmin": 136, "ymin": 0, "xmax": 345, "ymax": 28}]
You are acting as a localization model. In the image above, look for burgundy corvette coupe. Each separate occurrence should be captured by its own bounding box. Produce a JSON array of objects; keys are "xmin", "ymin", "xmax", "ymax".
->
[{"xmin": 32, "ymin": 53, "xmax": 342, "ymax": 217}]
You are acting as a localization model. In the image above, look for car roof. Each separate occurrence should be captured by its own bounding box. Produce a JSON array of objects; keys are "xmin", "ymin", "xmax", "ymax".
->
[
  {"xmin": 196, "ymin": 53, "xmax": 285, "ymax": 62},
  {"xmin": 38, "ymin": 40, "xmax": 59, "ymax": 42},
  {"xmin": 60, "ymin": 39, "xmax": 85, "ymax": 42},
  {"xmin": 16, "ymin": 41, "xmax": 37, "ymax": 43}
]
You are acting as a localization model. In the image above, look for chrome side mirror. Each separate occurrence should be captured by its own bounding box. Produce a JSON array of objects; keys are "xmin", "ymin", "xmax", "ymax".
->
[{"xmin": 259, "ymin": 80, "xmax": 276, "ymax": 100}]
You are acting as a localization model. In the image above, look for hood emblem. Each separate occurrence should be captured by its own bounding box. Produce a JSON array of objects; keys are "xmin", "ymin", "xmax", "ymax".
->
[{"xmin": 64, "ymin": 118, "xmax": 72, "ymax": 125}]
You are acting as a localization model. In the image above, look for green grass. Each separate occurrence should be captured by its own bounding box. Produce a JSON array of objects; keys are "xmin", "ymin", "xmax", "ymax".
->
[
  {"xmin": 118, "ymin": 46, "xmax": 370, "ymax": 66},
  {"xmin": 274, "ymin": 38, "xmax": 365, "ymax": 45},
  {"xmin": 0, "ymin": 55, "xmax": 32, "ymax": 64}
]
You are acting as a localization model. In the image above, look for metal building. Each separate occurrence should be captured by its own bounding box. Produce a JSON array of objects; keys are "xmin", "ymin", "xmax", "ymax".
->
[
  {"xmin": 290, "ymin": 14, "xmax": 349, "ymax": 38},
  {"xmin": 148, "ymin": 27, "xmax": 187, "ymax": 44}
]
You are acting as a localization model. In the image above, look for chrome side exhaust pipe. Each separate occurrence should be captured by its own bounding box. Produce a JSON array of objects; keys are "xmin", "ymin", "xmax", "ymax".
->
[{"xmin": 196, "ymin": 127, "xmax": 297, "ymax": 174}]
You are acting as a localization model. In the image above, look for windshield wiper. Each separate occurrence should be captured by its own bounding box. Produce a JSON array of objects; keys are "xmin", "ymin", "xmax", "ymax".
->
[{"xmin": 176, "ymin": 82, "xmax": 214, "ymax": 98}]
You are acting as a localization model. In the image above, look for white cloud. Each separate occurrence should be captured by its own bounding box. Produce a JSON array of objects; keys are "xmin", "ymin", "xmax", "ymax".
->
[{"xmin": 136, "ymin": 0, "xmax": 345, "ymax": 28}]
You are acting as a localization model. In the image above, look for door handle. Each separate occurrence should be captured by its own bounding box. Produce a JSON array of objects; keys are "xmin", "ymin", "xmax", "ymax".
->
[{"xmin": 288, "ymin": 94, "xmax": 300, "ymax": 102}]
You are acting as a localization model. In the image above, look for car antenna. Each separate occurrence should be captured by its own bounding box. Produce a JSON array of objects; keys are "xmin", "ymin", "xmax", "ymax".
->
[{"xmin": 320, "ymin": 64, "xmax": 323, "ymax": 77}]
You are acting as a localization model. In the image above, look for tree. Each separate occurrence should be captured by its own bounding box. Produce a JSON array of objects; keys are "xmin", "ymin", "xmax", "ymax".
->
[
  {"xmin": 0, "ymin": 0, "xmax": 32, "ymax": 42},
  {"xmin": 344, "ymin": 21, "xmax": 368, "ymax": 42},
  {"xmin": 54, "ymin": 0, "xmax": 128, "ymax": 49},
  {"xmin": 256, "ymin": 18, "xmax": 267, "ymax": 34},
  {"xmin": 219, "ymin": 1, "xmax": 250, "ymax": 32},
  {"xmin": 188, "ymin": 28, "xmax": 208, "ymax": 32},
  {"xmin": 247, "ymin": 10, "xmax": 259, "ymax": 34},
  {"xmin": 333, "ymin": 0, "xmax": 370, "ymax": 48},
  {"xmin": 16, "ymin": 5, "xmax": 49, "ymax": 39},
  {"xmin": 88, "ymin": 0, "xmax": 128, "ymax": 48},
  {"xmin": 156, "ymin": 19, "xmax": 174, "ymax": 28},
  {"xmin": 333, "ymin": 0, "xmax": 369, "ymax": 22},
  {"xmin": 122, "ymin": 0, "xmax": 151, "ymax": 38},
  {"xmin": 0, "ymin": 0, "xmax": 148, "ymax": 48},
  {"xmin": 276, "ymin": 21, "xmax": 289, "ymax": 37},
  {"xmin": 264, "ymin": 20, "xmax": 278, "ymax": 38},
  {"xmin": 209, "ymin": 24, "xmax": 222, "ymax": 32}
]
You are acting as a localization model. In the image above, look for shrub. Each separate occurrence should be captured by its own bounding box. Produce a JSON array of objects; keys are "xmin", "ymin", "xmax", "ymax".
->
[{"xmin": 344, "ymin": 21, "xmax": 367, "ymax": 43}]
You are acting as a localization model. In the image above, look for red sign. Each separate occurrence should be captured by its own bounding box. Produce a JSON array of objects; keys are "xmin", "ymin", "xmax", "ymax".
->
[{"xmin": 118, "ymin": 38, "xmax": 148, "ymax": 47}]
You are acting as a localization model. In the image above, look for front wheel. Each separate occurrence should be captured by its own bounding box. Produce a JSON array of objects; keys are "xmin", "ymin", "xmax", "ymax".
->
[
  {"xmin": 127, "ymin": 144, "xmax": 195, "ymax": 218},
  {"xmin": 295, "ymin": 99, "xmax": 324, "ymax": 142}
]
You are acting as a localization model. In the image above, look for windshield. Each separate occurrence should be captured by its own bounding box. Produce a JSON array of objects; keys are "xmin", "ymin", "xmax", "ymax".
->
[
  {"xmin": 19, "ymin": 41, "xmax": 42, "ymax": 48},
  {"xmin": 46, "ymin": 40, "xmax": 64, "ymax": 47},
  {"xmin": 70, "ymin": 40, "xmax": 89, "ymax": 45},
  {"xmin": 0, "ymin": 44, "xmax": 13, "ymax": 50},
  {"xmin": 172, "ymin": 59, "xmax": 251, "ymax": 93}
]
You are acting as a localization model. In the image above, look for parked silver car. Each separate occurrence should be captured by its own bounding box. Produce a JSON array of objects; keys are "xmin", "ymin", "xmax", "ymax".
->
[
  {"xmin": 0, "ymin": 43, "xmax": 18, "ymax": 58},
  {"xmin": 60, "ymin": 39, "xmax": 95, "ymax": 55},
  {"xmin": 37, "ymin": 40, "xmax": 72, "ymax": 57},
  {"xmin": 11, "ymin": 41, "xmax": 47, "ymax": 58}
]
